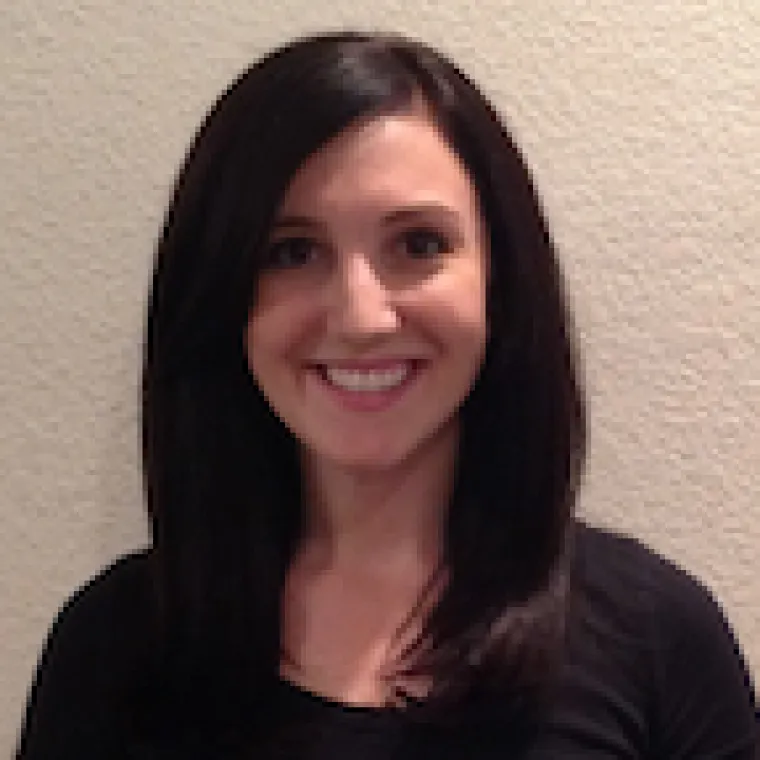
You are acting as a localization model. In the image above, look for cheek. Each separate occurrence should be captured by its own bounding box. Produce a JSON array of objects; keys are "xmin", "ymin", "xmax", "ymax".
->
[
  {"xmin": 245, "ymin": 298, "xmax": 314, "ymax": 378},
  {"xmin": 416, "ymin": 269, "xmax": 488, "ymax": 353}
]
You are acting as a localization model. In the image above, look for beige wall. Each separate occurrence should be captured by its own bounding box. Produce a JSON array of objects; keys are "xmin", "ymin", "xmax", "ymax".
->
[{"xmin": 2, "ymin": 0, "xmax": 758, "ymax": 751}]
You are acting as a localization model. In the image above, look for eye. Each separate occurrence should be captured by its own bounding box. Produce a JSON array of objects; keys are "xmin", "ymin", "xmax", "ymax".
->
[
  {"xmin": 399, "ymin": 228, "xmax": 451, "ymax": 260},
  {"xmin": 262, "ymin": 236, "xmax": 320, "ymax": 269}
]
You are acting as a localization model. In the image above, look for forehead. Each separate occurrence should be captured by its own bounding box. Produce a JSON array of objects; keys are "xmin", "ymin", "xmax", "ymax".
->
[{"xmin": 275, "ymin": 109, "xmax": 481, "ymax": 216}]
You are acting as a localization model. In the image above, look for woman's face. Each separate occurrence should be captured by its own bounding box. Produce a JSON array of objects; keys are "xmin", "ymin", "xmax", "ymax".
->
[{"xmin": 245, "ymin": 106, "xmax": 489, "ymax": 470}]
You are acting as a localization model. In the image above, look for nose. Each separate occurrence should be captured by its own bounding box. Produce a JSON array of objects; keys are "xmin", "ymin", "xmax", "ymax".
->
[{"xmin": 326, "ymin": 251, "xmax": 399, "ymax": 340}]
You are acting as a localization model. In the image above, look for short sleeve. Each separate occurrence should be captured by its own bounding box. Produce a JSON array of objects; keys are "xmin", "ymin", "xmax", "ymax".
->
[
  {"xmin": 16, "ymin": 552, "xmax": 151, "ymax": 760},
  {"xmin": 649, "ymin": 561, "xmax": 758, "ymax": 758}
]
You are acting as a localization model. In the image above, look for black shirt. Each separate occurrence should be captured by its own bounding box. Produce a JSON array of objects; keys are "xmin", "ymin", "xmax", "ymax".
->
[{"xmin": 16, "ymin": 523, "xmax": 758, "ymax": 758}]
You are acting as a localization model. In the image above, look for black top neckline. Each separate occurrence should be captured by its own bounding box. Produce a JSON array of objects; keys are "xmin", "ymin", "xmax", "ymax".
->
[{"xmin": 277, "ymin": 676, "xmax": 409, "ymax": 722}]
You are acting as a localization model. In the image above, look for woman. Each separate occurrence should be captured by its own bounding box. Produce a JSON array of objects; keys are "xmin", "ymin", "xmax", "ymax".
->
[{"xmin": 17, "ymin": 31, "xmax": 757, "ymax": 758}]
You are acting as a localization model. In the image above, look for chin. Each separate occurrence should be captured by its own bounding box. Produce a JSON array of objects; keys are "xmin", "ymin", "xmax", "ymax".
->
[
  {"xmin": 315, "ymin": 436, "xmax": 419, "ymax": 472},
  {"xmin": 328, "ymin": 448, "xmax": 410, "ymax": 472}
]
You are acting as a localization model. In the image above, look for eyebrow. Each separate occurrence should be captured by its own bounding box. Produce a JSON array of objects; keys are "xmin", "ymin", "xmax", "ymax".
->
[{"xmin": 270, "ymin": 202, "xmax": 462, "ymax": 231}]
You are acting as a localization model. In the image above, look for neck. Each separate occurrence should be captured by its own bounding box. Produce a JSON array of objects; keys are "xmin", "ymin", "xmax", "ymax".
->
[{"xmin": 298, "ymin": 425, "xmax": 458, "ymax": 577}]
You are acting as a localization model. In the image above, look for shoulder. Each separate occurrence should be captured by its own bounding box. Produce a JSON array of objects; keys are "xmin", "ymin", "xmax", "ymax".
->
[
  {"xmin": 572, "ymin": 520, "xmax": 749, "ymax": 654},
  {"xmin": 570, "ymin": 521, "xmax": 758, "ymax": 755},
  {"xmin": 42, "ymin": 548, "xmax": 155, "ymax": 650},
  {"xmin": 59, "ymin": 548, "xmax": 153, "ymax": 607},
  {"xmin": 17, "ymin": 549, "xmax": 156, "ymax": 759},
  {"xmin": 574, "ymin": 523, "xmax": 715, "ymax": 613}
]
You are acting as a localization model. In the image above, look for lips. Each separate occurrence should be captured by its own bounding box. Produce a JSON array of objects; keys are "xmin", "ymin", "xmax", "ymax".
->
[
  {"xmin": 306, "ymin": 359, "xmax": 425, "ymax": 410},
  {"xmin": 323, "ymin": 363, "xmax": 411, "ymax": 392},
  {"xmin": 311, "ymin": 358, "xmax": 423, "ymax": 371}
]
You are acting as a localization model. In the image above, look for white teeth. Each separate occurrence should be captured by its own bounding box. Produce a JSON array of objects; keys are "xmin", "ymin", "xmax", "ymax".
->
[{"xmin": 324, "ymin": 365, "xmax": 410, "ymax": 392}]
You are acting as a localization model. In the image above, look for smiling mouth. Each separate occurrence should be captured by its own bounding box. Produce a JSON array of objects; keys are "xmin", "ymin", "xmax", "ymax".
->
[{"xmin": 308, "ymin": 359, "xmax": 424, "ymax": 398}]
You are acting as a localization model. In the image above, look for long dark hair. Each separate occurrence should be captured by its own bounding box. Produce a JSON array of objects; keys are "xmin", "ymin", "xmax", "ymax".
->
[{"xmin": 141, "ymin": 30, "xmax": 586, "ymax": 742}]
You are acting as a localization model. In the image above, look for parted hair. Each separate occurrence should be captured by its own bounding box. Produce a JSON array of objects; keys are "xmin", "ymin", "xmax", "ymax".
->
[{"xmin": 141, "ymin": 30, "xmax": 586, "ymax": 744}]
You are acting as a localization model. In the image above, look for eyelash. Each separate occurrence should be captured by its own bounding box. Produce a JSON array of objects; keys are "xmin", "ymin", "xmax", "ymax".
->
[
  {"xmin": 398, "ymin": 228, "xmax": 452, "ymax": 259},
  {"xmin": 263, "ymin": 236, "xmax": 318, "ymax": 269},
  {"xmin": 263, "ymin": 227, "xmax": 451, "ymax": 270}
]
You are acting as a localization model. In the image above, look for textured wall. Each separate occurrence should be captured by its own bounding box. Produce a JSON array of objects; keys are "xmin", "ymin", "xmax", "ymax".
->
[{"xmin": 1, "ymin": 0, "xmax": 758, "ymax": 751}]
